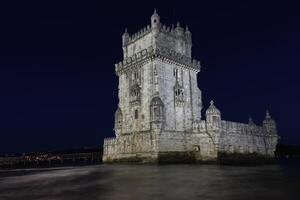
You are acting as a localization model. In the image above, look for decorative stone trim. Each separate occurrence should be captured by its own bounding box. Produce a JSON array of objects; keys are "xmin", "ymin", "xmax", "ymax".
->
[{"xmin": 115, "ymin": 46, "xmax": 200, "ymax": 75}]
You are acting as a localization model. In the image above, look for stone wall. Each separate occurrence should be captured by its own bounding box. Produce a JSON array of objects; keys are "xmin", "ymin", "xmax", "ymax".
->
[
  {"xmin": 103, "ymin": 118, "xmax": 278, "ymax": 163},
  {"xmin": 103, "ymin": 131, "xmax": 158, "ymax": 163},
  {"xmin": 218, "ymin": 121, "xmax": 277, "ymax": 157}
]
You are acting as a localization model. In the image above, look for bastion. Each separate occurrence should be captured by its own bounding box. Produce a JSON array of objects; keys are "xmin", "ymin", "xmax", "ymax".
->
[{"xmin": 102, "ymin": 10, "xmax": 279, "ymax": 164}]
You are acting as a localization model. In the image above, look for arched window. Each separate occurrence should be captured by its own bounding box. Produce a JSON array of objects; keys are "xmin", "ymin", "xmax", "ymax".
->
[
  {"xmin": 134, "ymin": 71, "xmax": 139, "ymax": 80},
  {"xmin": 174, "ymin": 82, "xmax": 184, "ymax": 106},
  {"xmin": 115, "ymin": 108, "xmax": 122, "ymax": 129},
  {"xmin": 134, "ymin": 109, "xmax": 138, "ymax": 119},
  {"xmin": 150, "ymin": 96, "xmax": 164, "ymax": 122},
  {"xmin": 130, "ymin": 84, "xmax": 141, "ymax": 104},
  {"xmin": 173, "ymin": 68, "xmax": 178, "ymax": 78}
]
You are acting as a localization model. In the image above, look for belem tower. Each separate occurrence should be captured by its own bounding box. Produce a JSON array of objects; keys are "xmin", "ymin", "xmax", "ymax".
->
[{"xmin": 103, "ymin": 10, "xmax": 279, "ymax": 163}]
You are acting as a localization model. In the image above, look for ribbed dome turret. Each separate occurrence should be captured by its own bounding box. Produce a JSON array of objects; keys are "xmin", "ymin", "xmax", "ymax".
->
[
  {"xmin": 263, "ymin": 110, "xmax": 275, "ymax": 123},
  {"xmin": 206, "ymin": 100, "xmax": 221, "ymax": 115},
  {"xmin": 263, "ymin": 110, "xmax": 277, "ymax": 135},
  {"xmin": 248, "ymin": 116, "xmax": 255, "ymax": 125}
]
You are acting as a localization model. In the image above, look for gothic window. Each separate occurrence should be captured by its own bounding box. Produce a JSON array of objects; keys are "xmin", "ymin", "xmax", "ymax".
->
[
  {"xmin": 197, "ymin": 89, "xmax": 202, "ymax": 106},
  {"xmin": 153, "ymin": 65, "xmax": 159, "ymax": 85},
  {"xmin": 130, "ymin": 84, "xmax": 141, "ymax": 105},
  {"xmin": 134, "ymin": 109, "xmax": 138, "ymax": 119},
  {"xmin": 115, "ymin": 108, "xmax": 122, "ymax": 129},
  {"xmin": 131, "ymin": 87, "xmax": 139, "ymax": 97},
  {"xmin": 131, "ymin": 69, "xmax": 140, "ymax": 85},
  {"xmin": 150, "ymin": 96, "xmax": 164, "ymax": 122},
  {"xmin": 173, "ymin": 68, "xmax": 178, "ymax": 78},
  {"xmin": 174, "ymin": 82, "xmax": 184, "ymax": 106},
  {"xmin": 153, "ymin": 107, "xmax": 158, "ymax": 116},
  {"xmin": 134, "ymin": 71, "xmax": 139, "ymax": 80},
  {"xmin": 154, "ymin": 66, "xmax": 158, "ymax": 75}
]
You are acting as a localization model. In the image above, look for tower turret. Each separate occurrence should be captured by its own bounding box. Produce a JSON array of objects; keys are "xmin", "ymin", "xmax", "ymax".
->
[
  {"xmin": 184, "ymin": 26, "xmax": 192, "ymax": 57},
  {"xmin": 206, "ymin": 100, "xmax": 221, "ymax": 130},
  {"xmin": 206, "ymin": 100, "xmax": 221, "ymax": 150},
  {"xmin": 263, "ymin": 110, "xmax": 277, "ymax": 135},
  {"xmin": 175, "ymin": 22, "xmax": 184, "ymax": 36},
  {"xmin": 185, "ymin": 26, "xmax": 192, "ymax": 42},
  {"xmin": 151, "ymin": 9, "xmax": 160, "ymax": 29},
  {"xmin": 122, "ymin": 28, "xmax": 130, "ymax": 46},
  {"xmin": 248, "ymin": 116, "xmax": 255, "ymax": 125}
]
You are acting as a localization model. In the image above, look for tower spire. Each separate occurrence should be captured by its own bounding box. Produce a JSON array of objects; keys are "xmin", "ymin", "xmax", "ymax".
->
[
  {"xmin": 122, "ymin": 27, "xmax": 130, "ymax": 46},
  {"xmin": 151, "ymin": 8, "xmax": 160, "ymax": 29},
  {"xmin": 265, "ymin": 110, "xmax": 271, "ymax": 119},
  {"xmin": 249, "ymin": 116, "xmax": 254, "ymax": 124}
]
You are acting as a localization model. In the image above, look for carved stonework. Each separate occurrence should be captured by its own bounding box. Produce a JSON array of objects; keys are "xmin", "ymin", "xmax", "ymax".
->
[
  {"xmin": 150, "ymin": 96, "xmax": 164, "ymax": 122},
  {"xmin": 174, "ymin": 81, "xmax": 184, "ymax": 106},
  {"xmin": 115, "ymin": 46, "xmax": 200, "ymax": 75},
  {"xmin": 103, "ymin": 10, "xmax": 279, "ymax": 164}
]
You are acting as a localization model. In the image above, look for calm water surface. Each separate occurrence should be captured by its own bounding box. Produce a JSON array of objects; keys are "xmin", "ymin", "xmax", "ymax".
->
[{"xmin": 0, "ymin": 162, "xmax": 299, "ymax": 200}]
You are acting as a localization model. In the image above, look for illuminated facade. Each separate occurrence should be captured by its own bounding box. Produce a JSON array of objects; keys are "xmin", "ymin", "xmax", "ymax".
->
[{"xmin": 103, "ymin": 10, "xmax": 279, "ymax": 163}]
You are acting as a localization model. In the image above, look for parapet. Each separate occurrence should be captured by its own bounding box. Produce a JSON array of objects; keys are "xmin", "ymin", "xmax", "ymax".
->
[
  {"xmin": 122, "ymin": 10, "xmax": 193, "ymax": 59},
  {"xmin": 123, "ymin": 22, "xmax": 191, "ymax": 46},
  {"xmin": 115, "ymin": 46, "xmax": 201, "ymax": 75},
  {"xmin": 122, "ymin": 25, "xmax": 152, "ymax": 46},
  {"xmin": 221, "ymin": 120, "xmax": 265, "ymax": 136},
  {"xmin": 103, "ymin": 137, "xmax": 116, "ymax": 146}
]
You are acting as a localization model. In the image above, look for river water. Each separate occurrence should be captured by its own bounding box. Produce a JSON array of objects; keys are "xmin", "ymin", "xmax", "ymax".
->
[{"xmin": 0, "ymin": 162, "xmax": 299, "ymax": 200}]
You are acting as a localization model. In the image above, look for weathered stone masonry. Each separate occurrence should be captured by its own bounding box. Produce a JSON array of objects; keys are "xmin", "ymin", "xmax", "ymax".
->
[{"xmin": 102, "ymin": 10, "xmax": 279, "ymax": 163}]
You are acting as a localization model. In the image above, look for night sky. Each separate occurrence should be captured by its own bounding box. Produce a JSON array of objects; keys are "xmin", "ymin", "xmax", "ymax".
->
[{"xmin": 0, "ymin": 1, "xmax": 299, "ymax": 153}]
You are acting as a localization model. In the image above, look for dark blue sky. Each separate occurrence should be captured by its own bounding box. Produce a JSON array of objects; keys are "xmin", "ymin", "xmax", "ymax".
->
[{"xmin": 0, "ymin": 1, "xmax": 299, "ymax": 153}]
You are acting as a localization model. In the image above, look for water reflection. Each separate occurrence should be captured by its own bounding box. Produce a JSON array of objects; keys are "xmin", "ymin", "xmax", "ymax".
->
[{"xmin": 0, "ymin": 163, "xmax": 299, "ymax": 200}]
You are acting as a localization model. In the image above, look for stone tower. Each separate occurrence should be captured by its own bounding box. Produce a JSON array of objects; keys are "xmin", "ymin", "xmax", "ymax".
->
[
  {"xmin": 115, "ymin": 10, "xmax": 201, "ymax": 136},
  {"xmin": 103, "ymin": 10, "xmax": 278, "ymax": 164}
]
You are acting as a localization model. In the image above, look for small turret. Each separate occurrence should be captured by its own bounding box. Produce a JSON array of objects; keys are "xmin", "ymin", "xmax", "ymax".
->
[
  {"xmin": 175, "ymin": 22, "xmax": 184, "ymax": 36},
  {"xmin": 185, "ymin": 26, "xmax": 192, "ymax": 41},
  {"xmin": 122, "ymin": 28, "xmax": 130, "ymax": 46},
  {"xmin": 185, "ymin": 26, "xmax": 192, "ymax": 57},
  {"xmin": 248, "ymin": 116, "xmax": 255, "ymax": 125},
  {"xmin": 171, "ymin": 24, "xmax": 175, "ymax": 33},
  {"xmin": 263, "ymin": 110, "xmax": 277, "ymax": 135},
  {"xmin": 206, "ymin": 100, "xmax": 221, "ymax": 130},
  {"xmin": 206, "ymin": 100, "xmax": 222, "ymax": 150},
  {"xmin": 151, "ymin": 9, "xmax": 160, "ymax": 29}
]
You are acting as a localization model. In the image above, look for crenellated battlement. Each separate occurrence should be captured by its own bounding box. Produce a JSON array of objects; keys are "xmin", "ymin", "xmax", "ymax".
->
[
  {"xmin": 123, "ymin": 22, "xmax": 191, "ymax": 46},
  {"xmin": 221, "ymin": 120, "xmax": 265, "ymax": 136},
  {"xmin": 122, "ymin": 10, "xmax": 193, "ymax": 59},
  {"xmin": 115, "ymin": 45, "xmax": 200, "ymax": 75},
  {"xmin": 103, "ymin": 137, "xmax": 116, "ymax": 146},
  {"xmin": 124, "ymin": 25, "xmax": 152, "ymax": 45}
]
